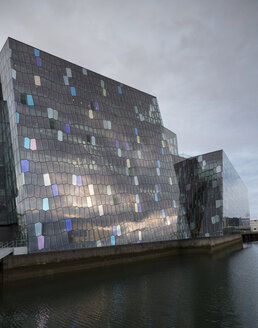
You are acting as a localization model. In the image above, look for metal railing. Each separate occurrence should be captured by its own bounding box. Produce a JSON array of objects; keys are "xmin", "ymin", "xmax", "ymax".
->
[{"xmin": 0, "ymin": 240, "xmax": 27, "ymax": 248}]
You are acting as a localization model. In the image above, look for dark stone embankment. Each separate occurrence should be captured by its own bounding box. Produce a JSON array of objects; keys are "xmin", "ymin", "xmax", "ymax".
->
[
  {"xmin": 1, "ymin": 234, "xmax": 243, "ymax": 283},
  {"xmin": 242, "ymin": 232, "xmax": 258, "ymax": 242}
]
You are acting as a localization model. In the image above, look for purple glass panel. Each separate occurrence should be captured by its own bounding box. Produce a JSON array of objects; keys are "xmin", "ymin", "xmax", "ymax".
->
[
  {"xmin": 21, "ymin": 160, "xmax": 29, "ymax": 173},
  {"xmin": 52, "ymin": 184, "xmax": 58, "ymax": 196},
  {"xmin": 125, "ymin": 142, "xmax": 130, "ymax": 151},
  {"xmin": 36, "ymin": 57, "xmax": 42, "ymax": 67},
  {"xmin": 158, "ymin": 184, "xmax": 161, "ymax": 192},
  {"xmin": 77, "ymin": 175, "xmax": 82, "ymax": 186},
  {"xmin": 113, "ymin": 225, "xmax": 117, "ymax": 236},
  {"xmin": 37, "ymin": 235, "xmax": 44, "ymax": 250},
  {"xmin": 65, "ymin": 123, "xmax": 70, "ymax": 134},
  {"xmin": 115, "ymin": 140, "xmax": 119, "ymax": 148},
  {"xmin": 138, "ymin": 203, "xmax": 142, "ymax": 213},
  {"xmin": 94, "ymin": 101, "xmax": 99, "ymax": 110}
]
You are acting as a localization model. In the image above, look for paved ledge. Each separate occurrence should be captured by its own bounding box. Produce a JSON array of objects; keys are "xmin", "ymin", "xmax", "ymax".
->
[{"xmin": 1, "ymin": 234, "xmax": 242, "ymax": 282}]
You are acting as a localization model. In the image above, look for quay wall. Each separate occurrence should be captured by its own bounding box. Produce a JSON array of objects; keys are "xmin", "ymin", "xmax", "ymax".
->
[{"xmin": 1, "ymin": 234, "xmax": 243, "ymax": 282}]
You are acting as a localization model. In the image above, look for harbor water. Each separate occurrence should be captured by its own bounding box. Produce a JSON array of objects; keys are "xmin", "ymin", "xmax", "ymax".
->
[{"xmin": 0, "ymin": 242, "xmax": 258, "ymax": 328}]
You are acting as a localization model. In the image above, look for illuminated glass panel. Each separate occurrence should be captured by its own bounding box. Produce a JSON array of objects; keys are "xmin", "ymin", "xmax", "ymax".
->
[
  {"xmin": 117, "ymin": 225, "xmax": 121, "ymax": 236},
  {"xmin": 89, "ymin": 109, "xmax": 93, "ymax": 119},
  {"xmin": 88, "ymin": 184, "xmax": 94, "ymax": 195},
  {"xmin": 94, "ymin": 101, "xmax": 99, "ymax": 110},
  {"xmin": 98, "ymin": 205, "xmax": 104, "ymax": 216},
  {"xmin": 24, "ymin": 137, "xmax": 30, "ymax": 149},
  {"xmin": 66, "ymin": 68, "xmax": 72, "ymax": 77},
  {"xmin": 87, "ymin": 196, "xmax": 92, "ymax": 207},
  {"xmin": 77, "ymin": 175, "xmax": 82, "ymax": 186},
  {"xmin": 63, "ymin": 76, "xmax": 69, "ymax": 85},
  {"xmin": 34, "ymin": 75, "xmax": 41, "ymax": 86},
  {"xmin": 35, "ymin": 222, "xmax": 42, "ymax": 236},
  {"xmin": 57, "ymin": 130, "xmax": 63, "ymax": 141},
  {"xmin": 70, "ymin": 86, "xmax": 76, "ymax": 96},
  {"xmin": 65, "ymin": 123, "xmax": 70, "ymax": 134},
  {"xmin": 21, "ymin": 160, "xmax": 29, "ymax": 173},
  {"xmin": 107, "ymin": 185, "xmax": 112, "ymax": 195},
  {"xmin": 47, "ymin": 108, "xmax": 53, "ymax": 119},
  {"xmin": 37, "ymin": 236, "xmax": 44, "ymax": 250},
  {"xmin": 42, "ymin": 198, "xmax": 49, "ymax": 211},
  {"xmin": 34, "ymin": 49, "xmax": 40, "ymax": 57},
  {"xmin": 52, "ymin": 184, "xmax": 58, "ymax": 196},
  {"xmin": 43, "ymin": 173, "xmax": 51, "ymax": 186},
  {"xmin": 111, "ymin": 235, "xmax": 115, "ymax": 245},
  {"xmin": 66, "ymin": 219, "xmax": 72, "ymax": 232},
  {"xmin": 30, "ymin": 139, "xmax": 37, "ymax": 150},
  {"xmin": 36, "ymin": 57, "xmax": 42, "ymax": 67},
  {"xmin": 27, "ymin": 95, "xmax": 34, "ymax": 106}
]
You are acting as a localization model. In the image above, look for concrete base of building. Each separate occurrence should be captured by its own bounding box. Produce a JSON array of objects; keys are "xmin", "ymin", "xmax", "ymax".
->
[{"xmin": 0, "ymin": 234, "xmax": 243, "ymax": 283}]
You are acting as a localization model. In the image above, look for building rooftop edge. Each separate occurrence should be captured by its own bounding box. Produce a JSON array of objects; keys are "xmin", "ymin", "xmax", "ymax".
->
[{"xmin": 5, "ymin": 37, "xmax": 157, "ymax": 99}]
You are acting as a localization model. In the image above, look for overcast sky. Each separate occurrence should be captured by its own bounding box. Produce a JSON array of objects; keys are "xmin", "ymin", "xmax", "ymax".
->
[{"xmin": 0, "ymin": 0, "xmax": 257, "ymax": 218}]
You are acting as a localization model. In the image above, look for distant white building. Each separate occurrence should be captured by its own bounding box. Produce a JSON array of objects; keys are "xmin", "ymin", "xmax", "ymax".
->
[{"xmin": 250, "ymin": 219, "xmax": 258, "ymax": 232}]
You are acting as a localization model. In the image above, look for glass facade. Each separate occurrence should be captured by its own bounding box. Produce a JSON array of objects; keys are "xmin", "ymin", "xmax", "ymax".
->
[
  {"xmin": 174, "ymin": 150, "xmax": 250, "ymax": 237},
  {"xmin": 0, "ymin": 38, "xmax": 250, "ymax": 253}
]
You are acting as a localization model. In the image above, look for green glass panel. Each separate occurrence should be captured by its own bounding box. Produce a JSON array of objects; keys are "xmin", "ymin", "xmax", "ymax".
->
[
  {"xmin": 49, "ymin": 118, "xmax": 55, "ymax": 129},
  {"xmin": 20, "ymin": 93, "xmax": 26, "ymax": 105}
]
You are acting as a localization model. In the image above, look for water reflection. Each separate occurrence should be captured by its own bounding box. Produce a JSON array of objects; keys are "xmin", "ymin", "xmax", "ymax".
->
[{"xmin": 1, "ymin": 243, "xmax": 258, "ymax": 327}]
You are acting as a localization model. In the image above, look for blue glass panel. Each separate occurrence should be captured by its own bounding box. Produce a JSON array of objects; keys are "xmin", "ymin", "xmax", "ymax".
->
[
  {"xmin": 70, "ymin": 86, "xmax": 76, "ymax": 96},
  {"xmin": 161, "ymin": 148, "xmax": 164, "ymax": 155},
  {"xmin": 154, "ymin": 193, "xmax": 158, "ymax": 201},
  {"xmin": 21, "ymin": 160, "xmax": 29, "ymax": 173},
  {"xmin": 16, "ymin": 112, "xmax": 19, "ymax": 123},
  {"xmin": 66, "ymin": 219, "xmax": 72, "ymax": 232},
  {"xmin": 34, "ymin": 49, "xmax": 40, "ymax": 57},
  {"xmin": 65, "ymin": 123, "xmax": 70, "ymax": 134},
  {"xmin": 43, "ymin": 198, "xmax": 49, "ymax": 211},
  {"xmin": 117, "ymin": 86, "xmax": 122, "ymax": 94},
  {"xmin": 111, "ymin": 235, "xmax": 115, "ymax": 245},
  {"xmin": 27, "ymin": 95, "xmax": 34, "ymax": 106},
  {"xmin": 52, "ymin": 184, "xmax": 58, "ymax": 196},
  {"xmin": 134, "ymin": 128, "xmax": 138, "ymax": 136},
  {"xmin": 161, "ymin": 209, "xmax": 166, "ymax": 218},
  {"xmin": 157, "ymin": 160, "xmax": 160, "ymax": 168},
  {"xmin": 24, "ymin": 137, "xmax": 30, "ymax": 149}
]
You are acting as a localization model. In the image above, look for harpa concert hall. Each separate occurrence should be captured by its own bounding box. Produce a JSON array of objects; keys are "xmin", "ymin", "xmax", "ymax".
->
[{"xmin": 0, "ymin": 38, "xmax": 250, "ymax": 254}]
